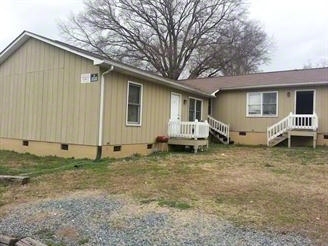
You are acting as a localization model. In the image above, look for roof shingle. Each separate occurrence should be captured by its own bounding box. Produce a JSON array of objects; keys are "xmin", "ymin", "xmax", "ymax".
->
[{"xmin": 179, "ymin": 67, "xmax": 328, "ymax": 94}]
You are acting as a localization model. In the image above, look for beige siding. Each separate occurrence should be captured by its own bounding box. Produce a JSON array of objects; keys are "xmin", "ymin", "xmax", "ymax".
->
[
  {"xmin": 103, "ymin": 72, "xmax": 209, "ymax": 145},
  {"xmin": 213, "ymin": 86, "xmax": 328, "ymax": 134},
  {"xmin": 0, "ymin": 138, "xmax": 97, "ymax": 159},
  {"xmin": 0, "ymin": 38, "xmax": 100, "ymax": 145},
  {"xmin": 315, "ymin": 87, "xmax": 328, "ymax": 133}
]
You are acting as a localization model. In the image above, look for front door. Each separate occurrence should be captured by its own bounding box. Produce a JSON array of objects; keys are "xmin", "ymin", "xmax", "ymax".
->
[
  {"xmin": 170, "ymin": 93, "xmax": 181, "ymax": 120},
  {"xmin": 295, "ymin": 90, "xmax": 314, "ymax": 114}
]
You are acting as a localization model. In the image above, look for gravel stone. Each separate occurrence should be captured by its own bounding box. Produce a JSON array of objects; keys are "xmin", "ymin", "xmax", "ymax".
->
[{"xmin": 0, "ymin": 194, "xmax": 313, "ymax": 246}]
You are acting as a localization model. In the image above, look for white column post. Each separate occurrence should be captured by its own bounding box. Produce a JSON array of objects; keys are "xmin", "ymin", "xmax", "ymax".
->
[{"xmin": 194, "ymin": 119, "xmax": 199, "ymax": 140}]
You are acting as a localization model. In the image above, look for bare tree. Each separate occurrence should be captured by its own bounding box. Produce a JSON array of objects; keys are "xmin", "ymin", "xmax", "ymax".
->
[
  {"xmin": 60, "ymin": 0, "xmax": 270, "ymax": 79},
  {"xmin": 189, "ymin": 20, "xmax": 271, "ymax": 77},
  {"xmin": 303, "ymin": 59, "xmax": 328, "ymax": 69}
]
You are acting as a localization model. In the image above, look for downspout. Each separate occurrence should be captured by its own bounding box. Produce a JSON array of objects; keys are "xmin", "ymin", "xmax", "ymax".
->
[{"xmin": 96, "ymin": 65, "xmax": 114, "ymax": 160}]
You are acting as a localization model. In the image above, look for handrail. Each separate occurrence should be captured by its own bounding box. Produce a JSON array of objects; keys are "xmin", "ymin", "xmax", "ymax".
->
[
  {"xmin": 208, "ymin": 115, "xmax": 230, "ymax": 144},
  {"xmin": 267, "ymin": 113, "xmax": 291, "ymax": 145},
  {"xmin": 168, "ymin": 119, "xmax": 209, "ymax": 139},
  {"xmin": 267, "ymin": 112, "xmax": 318, "ymax": 146}
]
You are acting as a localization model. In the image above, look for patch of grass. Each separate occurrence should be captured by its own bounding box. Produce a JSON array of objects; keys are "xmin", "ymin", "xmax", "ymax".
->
[
  {"xmin": 78, "ymin": 238, "xmax": 89, "ymax": 245},
  {"xmin": 139, "ymin": 198, "xmax": 158, "ymax": 204},
  {"xmin": 158, "ymin": 199, "xmax": 191, "ymax": 210},
  {"xmin": 1, "ymin": 146, "xmax": 328, "ymax": 243},
  {"xmin": 36, "ymin": 228, "xmax": 55, "ymax": 239},
  {"xmin": 0, "ymin": 185, "xmax": 6, "ymax": 206},
  {"xmin": 47, "ymin": 242, "xmax": 66, "ymax": 246},
  {"xmin": 270, "ymin": 168, "xmax": 289, "ymax": 175}
]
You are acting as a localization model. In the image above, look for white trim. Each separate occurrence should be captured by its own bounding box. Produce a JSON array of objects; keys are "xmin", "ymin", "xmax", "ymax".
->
[
  {"xmin": 188, "ymin": 96, "xmax": 204, "ymax": 121},
  {"xmin": 246, "ymin": 91, "xmax": 278, "ymax": 117},
  {"xmin": 211, "ymin": 89, "xmax": 220, "ymax": 96},
  {"xmin": 294, "ymin": 89, "xmax": 316, "ymax": 114},
  {"xmin": 170, "ymin": 92, "xmax": 182, "ymax": 120},
  {"xmin": 126, "ymin": 81, "xmax": 143, "ymax": 126},
  {"xmin": 222, "ymin": 81, "xmax": 328, "ymax": 91}
]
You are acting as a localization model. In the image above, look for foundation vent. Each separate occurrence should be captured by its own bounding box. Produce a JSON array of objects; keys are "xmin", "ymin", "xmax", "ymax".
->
[
  {"xmin": 113, "ymin": 145, "xmax": 121, "ymax": 152},
  {"xmin": 61, "ymin": 144, "xmax": 69, "ymax": 150}
]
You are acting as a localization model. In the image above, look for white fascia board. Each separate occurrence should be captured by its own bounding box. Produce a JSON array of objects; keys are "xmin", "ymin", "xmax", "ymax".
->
[
  {"xmin": 222, "ymin": 81, "xmax": 328, "ymax": 91},
  {"xmin": 211, "ymin": 89, "xmax": 220, "ymax": 96}
]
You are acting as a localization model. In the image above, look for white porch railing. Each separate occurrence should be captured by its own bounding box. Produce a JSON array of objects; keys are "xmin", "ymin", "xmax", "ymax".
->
[
  {"xmin": 289, "ymin": 113, "xmax": 318, "ymax": 130},
  {"xmin": 208, "ymin": 115, "xmax": 230, "ymax": 144},
  {"xmin": 168, "ymin": 119, "xmax": 209, "ymax": 139},
  {"xmin": 267, "ymin": 112, "xmax": 318, "ymax": 146}
]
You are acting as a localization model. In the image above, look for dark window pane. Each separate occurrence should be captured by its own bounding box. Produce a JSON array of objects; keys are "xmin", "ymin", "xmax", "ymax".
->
[
  {"xmin": 263, "ymin": 92, "xmax": 276, "ymax": 104},
  {"xmin": 189, "ymin": 99, "xmax": 195, "ymax": 111},
  {"xmin": 263, "ymin": 104, "xmax": 276, "ymax": 115},
  {"xmin": 263, "ymin": 92, "xmax": 277, "ymax": 115},
  {"xmin": 189, "ymin": 110, "xmax": 194, "ymax": 121},
  {"xmin": 196, "ymin": 100, "xmax": 202, "ymax": 120},
  {"xmin": 196, "ymin": 111, "xmax": 201, "ymax": 120},
  {"xmin": 129, "ymin": 84, "xmax": 140, "ymax": 104},
  {"xmin": 128, "ymin": 105, "xmax": 139, "ymax": 123},
  {"xmin": 196, "ymin": 100, "xmax": 201, "ymax": 111},
  {"xmin": 189, "ymin": 99, "xmax": 195, "ymax": 121}
]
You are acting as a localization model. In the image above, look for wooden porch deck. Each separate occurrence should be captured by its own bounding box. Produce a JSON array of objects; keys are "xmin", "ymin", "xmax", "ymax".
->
[
  {"xmin": 167, "ymin": 119, "xmax": 209, "ymax": 153},
  {"xmin": 168, "ymin": 138, "xmax": 208, "ymax": 153}
]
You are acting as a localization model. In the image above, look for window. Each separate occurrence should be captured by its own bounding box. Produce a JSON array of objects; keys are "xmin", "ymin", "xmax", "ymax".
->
[
  {"xmin": 247, "ymin": 92, "xmax": 277, "ymax": 117},
  {"xmin": 189, "ymin": 98, "xmax": 202, "ymax": 121},
  {"xmin": 127, "ymin": 82, "xmax": 143, "ymax": 125}
]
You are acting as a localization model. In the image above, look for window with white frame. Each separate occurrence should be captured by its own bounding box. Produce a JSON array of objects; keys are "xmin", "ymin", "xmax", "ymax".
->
[
  {"xmin": 127, "ymin": 82, "xmax": 143, "ymax": 125},
  {"xmin": 189, "ymin": 98, "xmax": 202, "ymax": 121},
  {"xmin": 247, "ymin": 92, "xmax": 277, "ymax": 116}
]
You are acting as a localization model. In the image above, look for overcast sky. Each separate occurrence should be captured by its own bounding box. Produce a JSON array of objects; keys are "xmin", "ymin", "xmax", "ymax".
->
[{"xmin": 1, "ymin": 0, "xmax": 327, "ymax": 72}]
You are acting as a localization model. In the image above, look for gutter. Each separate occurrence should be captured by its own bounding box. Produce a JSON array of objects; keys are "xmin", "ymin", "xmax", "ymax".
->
[
  {"xmin": 221, "ymin": 81, "xmax": 328, "ymax": 91},
  {"xmin": 96, "ymin": 65, "xmax": 114, "ymax": 160}
]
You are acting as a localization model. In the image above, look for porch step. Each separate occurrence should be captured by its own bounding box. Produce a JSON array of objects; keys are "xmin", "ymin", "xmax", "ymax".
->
[
  {"xmin": 268, "ymin": 135, "xmax": 288, "ymax": 147},
  {"xmin": 210, "ymin": 129, "xmax": 234, "ymax": 145}
]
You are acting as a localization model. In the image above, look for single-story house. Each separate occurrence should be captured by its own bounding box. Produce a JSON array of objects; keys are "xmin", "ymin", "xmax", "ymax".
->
[
  {"xmin": 180, "ymin": 68, "xmax": 328, "ymax": 147},
  {"xmin": 0, "ymin": 31, "xmax": 212, "ymax": 159},
  {"xmin": 1, "ymin": 31, "xmax": 327, "ymax": 159}
]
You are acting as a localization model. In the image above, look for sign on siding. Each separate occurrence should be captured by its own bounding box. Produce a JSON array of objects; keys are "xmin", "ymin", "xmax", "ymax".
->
[{"xmin": 81, "ymin": 73, "xmax": 99, "ymax": 83}]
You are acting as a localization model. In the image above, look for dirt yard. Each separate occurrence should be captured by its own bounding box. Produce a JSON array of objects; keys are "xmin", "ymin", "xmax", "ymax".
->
[{"xmin": 0, "ymin": 145, "xmax": 327, "ymax": 244}]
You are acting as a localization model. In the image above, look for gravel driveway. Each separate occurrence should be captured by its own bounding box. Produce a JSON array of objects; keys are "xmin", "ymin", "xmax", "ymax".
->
[{"xmin": 0, "ymin": 192, "xmax": 313, "ymax": 246}]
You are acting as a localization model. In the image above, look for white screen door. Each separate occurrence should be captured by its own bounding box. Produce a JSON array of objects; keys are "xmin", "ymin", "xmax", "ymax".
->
[{"xmin": 170, "ymin": 93, "xmax": 181, "ymax": 120}]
